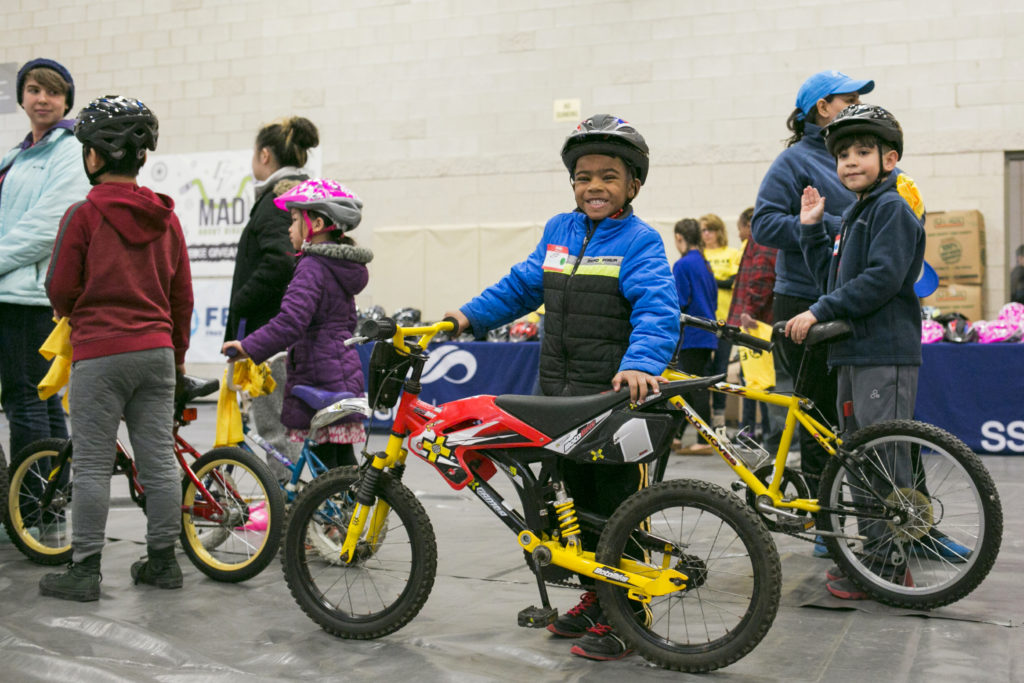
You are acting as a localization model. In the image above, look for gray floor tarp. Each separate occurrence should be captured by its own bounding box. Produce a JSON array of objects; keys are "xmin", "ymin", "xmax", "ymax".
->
[{"xmin": 2, "ymin": 404, "xmax": 1020, "ymax": 681}]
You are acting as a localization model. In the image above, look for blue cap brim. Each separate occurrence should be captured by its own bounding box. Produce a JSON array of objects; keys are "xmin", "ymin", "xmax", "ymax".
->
[
  {"xmin": 843, "ymin": 78, "xmax": 875, "ymax": 96},
  {"xmin": 914, "ymin": 261, "xmax": 939, "ymax": 298}
]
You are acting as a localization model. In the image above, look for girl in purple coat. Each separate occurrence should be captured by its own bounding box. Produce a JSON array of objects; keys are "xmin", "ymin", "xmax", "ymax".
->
[{"xmin": 222, "ymin": 179, "xmax": 372, "ymax": 468}]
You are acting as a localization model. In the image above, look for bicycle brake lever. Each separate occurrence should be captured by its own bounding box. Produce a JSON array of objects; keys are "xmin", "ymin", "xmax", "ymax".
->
[{"xmin": 345, "ymin": 336, "xmax": 369, "ymax": 347}]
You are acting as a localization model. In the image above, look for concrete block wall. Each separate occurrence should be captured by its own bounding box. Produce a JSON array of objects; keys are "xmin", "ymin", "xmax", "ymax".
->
[{"xmin": 3, "ymin": 0, "xmax": 1023, "ymax": 320}]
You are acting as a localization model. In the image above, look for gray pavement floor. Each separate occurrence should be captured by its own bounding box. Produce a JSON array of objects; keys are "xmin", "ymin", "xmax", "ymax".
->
[{"xmin": 1, "ymin": 403, "xmax": 1021, "ymax": 682}]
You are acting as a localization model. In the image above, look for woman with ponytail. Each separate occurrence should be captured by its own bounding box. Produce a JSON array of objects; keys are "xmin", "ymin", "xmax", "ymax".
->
[{"xmin": 225, "ymin": 116, "xmax": 319, "ymax": 474}]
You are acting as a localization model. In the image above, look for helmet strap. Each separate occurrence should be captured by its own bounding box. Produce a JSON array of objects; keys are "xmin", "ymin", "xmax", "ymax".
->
[
  {"xmin": 303, "ymin": 210, "xmax": 316, "ymax": 241},
  {"xmin": 81, "ymin": 145, "xmax": 106, "ymax": 186}
]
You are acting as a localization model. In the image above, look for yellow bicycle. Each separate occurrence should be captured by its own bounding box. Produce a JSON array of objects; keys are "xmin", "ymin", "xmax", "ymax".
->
[{"xmin": 665, "ymin": 314, "xmax": 1003, "ymax": 609}]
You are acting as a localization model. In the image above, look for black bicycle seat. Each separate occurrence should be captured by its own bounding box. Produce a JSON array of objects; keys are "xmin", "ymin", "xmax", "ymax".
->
[
  {"xmin": 176, "ymin": 375, "xmax": 220, "ymax": 404},
  {"xmin": 773, "ymin": 319, "xmax": 853, "ymax": 347},
  {"xmin": 495, "ymin": 391, "xmax": 627, "ymax": 438},
  {"xmin": 293, "ymin": 385, "xmax": 355, "ymax": 411},
  {"xmin": 495, "ymin": 375, "xmax": 723, "ymax": 439}
]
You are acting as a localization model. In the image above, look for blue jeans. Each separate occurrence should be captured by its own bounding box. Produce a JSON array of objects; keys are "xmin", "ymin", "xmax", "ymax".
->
[{"xmin": 0, "ymin": 304, "xmax": 68, "ymax": 457}]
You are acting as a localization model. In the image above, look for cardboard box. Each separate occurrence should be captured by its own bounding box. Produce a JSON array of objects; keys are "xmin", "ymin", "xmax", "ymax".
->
[
  {"xmin": 922, "ymin": 283, "xmax": 984, "ymax": 322},
  {"xmin": 924, "ymin": 210, "xmax": 986, "ymax": 284}
]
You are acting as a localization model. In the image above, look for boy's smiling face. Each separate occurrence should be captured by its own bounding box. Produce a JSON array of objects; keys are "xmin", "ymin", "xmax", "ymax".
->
[
  {"xmin": 572, "ymin": 154, "xmax": 639, "ymax": 222},
  {"xmin": 836, "ymin": 141, "xmax": 898, "ymax": 194}
]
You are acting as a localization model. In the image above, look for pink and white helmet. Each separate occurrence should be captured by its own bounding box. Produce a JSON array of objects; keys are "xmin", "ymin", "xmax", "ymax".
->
[
  {"xmin": 974, "ymin": 319, "xmax": 1022, "ymax": 344},
  {"xmin": 274, "ymin": 178, "xmax": 363, "ymax": 238},
  {"xmin": 921, "ymin": 319, "xmax": 944, "ymax": 344},
  {"xmin": 998, "ymin": 302, "xmax": 1024, "ymax": 328}
]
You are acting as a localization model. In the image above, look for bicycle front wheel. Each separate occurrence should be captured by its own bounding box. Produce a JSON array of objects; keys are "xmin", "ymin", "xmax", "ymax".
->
[
  {"xmin": 595, "ymin": 479, "xmax": 781, "ymax": 673},
  {"xmin": 180, "ymin": 447, "xmax": 284, "ymax": 582},
  {"xmin": 817, "ymin": 419, "xmax": 1002, "ymax": 609},
  {"xmin": 4, "ymin": 438, "xmax": 73, "ymax": 565},
  {"xmin": 281, "ymin": 467, "xmax": 437, "ymax": 639}
]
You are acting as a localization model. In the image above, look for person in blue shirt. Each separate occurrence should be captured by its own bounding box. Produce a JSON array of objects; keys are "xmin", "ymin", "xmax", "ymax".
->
[
  {"xmin": 446, "ymin": 114, "xmax": 679, "ymax": 662},
  {"xmin": 670, "ymin": 217, "xmax": 718, "ymax": 454},
  {"xmin": 751, "ymin": 70, "xmax": 874, "ymax": 499}
]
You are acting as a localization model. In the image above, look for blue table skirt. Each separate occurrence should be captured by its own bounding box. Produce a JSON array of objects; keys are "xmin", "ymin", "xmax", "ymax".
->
[
  {"xmin": 357, "ymin": 341, "xmax": 1023, "ymax": 454},
  {"xmin": 917, "ymin": 343, "xmax": 1024, "ymax": 455}
]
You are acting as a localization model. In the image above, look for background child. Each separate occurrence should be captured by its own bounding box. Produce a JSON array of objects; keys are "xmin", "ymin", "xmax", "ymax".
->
[
  {"xmin": 222, "ymin": 179, "xmax": 371, "ymax": 469},
  {"xmin": 670, "ymin": 217, "xmax": 717, "ymax": 454},
  {"xmin": 698, "ymin": 213, "xmax": 740, "ymax": 427},
  {"xmin": 445, "ymin": 114, "xmax": 679, "ymax": 662},
  {"xmin": 726, "ymin": 207, "xmax": 778, "ymax": 447},
  {"xmin": 41, "ymin": 96, "xmax": 193, "ymax": 601},
  {"xmin": 784, "ymin": 104, "xmax": 929, "ymax": 599}
]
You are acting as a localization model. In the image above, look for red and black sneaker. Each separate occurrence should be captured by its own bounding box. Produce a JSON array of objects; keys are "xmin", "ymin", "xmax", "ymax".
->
[
  {"xmin": 569, "ymin": 622, "xmax": 634, "ymax": 661},
  {"xmin": 547, "ymin": 591, "xmax": 600, "ymax": 638}
]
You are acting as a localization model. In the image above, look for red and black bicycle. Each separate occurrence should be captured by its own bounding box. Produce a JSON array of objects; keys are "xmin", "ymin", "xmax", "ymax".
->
[{"xmin": 281, "ymin": 317, "xmax": 781, "ymax": 673}]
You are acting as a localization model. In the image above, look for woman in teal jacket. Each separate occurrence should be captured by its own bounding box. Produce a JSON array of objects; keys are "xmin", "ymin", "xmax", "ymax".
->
[{"xmin": 0, "ymin": 58, "xmax": 90, "ymax": 459}]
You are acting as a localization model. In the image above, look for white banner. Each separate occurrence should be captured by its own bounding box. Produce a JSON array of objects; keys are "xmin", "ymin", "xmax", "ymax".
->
[{"xmin": 138, "ymin": 149, "xmax": 320, "ymax": 277}]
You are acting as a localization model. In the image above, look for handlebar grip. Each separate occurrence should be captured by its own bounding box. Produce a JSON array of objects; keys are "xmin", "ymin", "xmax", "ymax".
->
[
  {"xmin": 679, "ymin": 313, "xmax": 718, "ymax": 332},
  {"xmin": 359, "ymin": 317, "xmax": 398, "ymax": 340},
  {"xmin": 440, "ymin": 316, "xmax": 460, "ymax": 333},
  {"xmin": 733, "ymin": 330, "xmax": 774, "ymax": 352},
  {"xmin": 224, "ymin": 347, "xmax": 239, "ymax": 358}
]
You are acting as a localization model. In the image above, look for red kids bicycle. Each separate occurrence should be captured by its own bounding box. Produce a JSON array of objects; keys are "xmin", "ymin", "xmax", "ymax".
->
[
  {"xmin": 281, "ymin": 317, "xmax": 782, "ymax": 673},
  {"xmin": 4, "ymin": 374, "xmax": 284, "ymax": 582}
]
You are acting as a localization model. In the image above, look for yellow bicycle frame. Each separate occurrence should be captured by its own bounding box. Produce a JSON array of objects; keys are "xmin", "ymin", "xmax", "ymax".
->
[{"xmin": 662, "ymin": 367, "xmax": 842, "ymax": 517}]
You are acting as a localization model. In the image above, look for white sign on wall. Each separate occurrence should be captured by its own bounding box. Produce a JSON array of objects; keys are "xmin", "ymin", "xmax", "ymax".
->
[{"xmin": 138, "ymin": 148, "xmax": 320, "ymax": 277}]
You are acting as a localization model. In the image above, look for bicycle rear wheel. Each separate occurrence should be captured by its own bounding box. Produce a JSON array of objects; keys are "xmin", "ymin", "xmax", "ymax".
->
[
  {"xmin": 817, "ymin": 420, "xmax": 1002, "ymax": 609},
  {"xmin": 281, "ymin": 467, "xmax": 437, "ymax": 639},
  {"xmin": 180, "ymin": 447, "xmax": 284, "ymax": 582},
  {"xmin": 4, "ymin": 438, "xmax": 73, "ymax": 565},
  {"xmin": 595, "ymin": 479, "xmax": 781, "ymax": 673}
]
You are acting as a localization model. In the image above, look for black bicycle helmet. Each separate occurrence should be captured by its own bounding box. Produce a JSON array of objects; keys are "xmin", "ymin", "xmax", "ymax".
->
[
  {"xmin": 822, "ymin": 103, "xmax": 903, "ymax": 160},
  {"xmin": 74, "ymin": 95, "xmax": 158, "ymax": 160},
  {"xmin": 560, "ymin": 114, "xmax": 650, "ymax": 185}
]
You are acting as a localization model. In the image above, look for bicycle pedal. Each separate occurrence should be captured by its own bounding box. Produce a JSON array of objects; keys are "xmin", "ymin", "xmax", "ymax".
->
[{"xmin": 517, "ymin": 605, "xmax": 558, "ymax": 628}]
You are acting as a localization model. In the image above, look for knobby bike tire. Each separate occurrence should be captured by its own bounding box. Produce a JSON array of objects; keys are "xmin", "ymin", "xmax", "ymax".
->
[
  {"xmin": 5, "ymin": 438, "xmax": 73, "ymax": 565},
  {"xmin": 180, "ymin": 447, "xmax": 284, "ymax": 582},
  {"xmin": 281, "ymin": 467, "xmax": 437, "ymax": 639},
  {"xmin": 817, "ymin": 419, "xmax": 1002, "ymax": 609},
  {"xmin": 595, "ymin": 479, "xmax": 781, "ymax": 673}
]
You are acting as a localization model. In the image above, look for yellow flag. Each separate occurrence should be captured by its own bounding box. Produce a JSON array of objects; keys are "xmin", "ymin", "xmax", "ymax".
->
[{"xmin": 737, "ymin": 321, "xmax": 776, "ymax": 391}]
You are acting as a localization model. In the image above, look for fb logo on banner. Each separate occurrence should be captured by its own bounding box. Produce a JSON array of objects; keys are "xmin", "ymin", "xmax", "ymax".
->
[{"xmin": 421, "ymin": 345, "xmax": 477, "ymax": 384}]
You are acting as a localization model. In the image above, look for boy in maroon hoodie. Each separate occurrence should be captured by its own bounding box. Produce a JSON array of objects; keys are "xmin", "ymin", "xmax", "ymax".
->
[{"xmin": 40, "ymin": 96, "xmax": 193, "ymax": 601}]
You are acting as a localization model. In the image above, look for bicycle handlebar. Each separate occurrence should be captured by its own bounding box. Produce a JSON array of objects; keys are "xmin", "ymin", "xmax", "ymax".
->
[
  {"xmin": 680, "ymin": 314, "xmax": 774, "ymax": 353},
  {"xmin": 348, "ymin": 317, "xmax": 459, "ymax": 349}
]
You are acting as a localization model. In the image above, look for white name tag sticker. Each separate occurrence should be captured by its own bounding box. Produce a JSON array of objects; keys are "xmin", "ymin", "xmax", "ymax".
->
[{"xmin": 542, "ymin": 244, "xmax": 569, "ymax": 272}]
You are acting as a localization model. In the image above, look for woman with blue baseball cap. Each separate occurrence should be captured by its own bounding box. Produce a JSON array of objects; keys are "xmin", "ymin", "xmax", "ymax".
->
[
  {"xmin": 750, "ymin": 69, "xmax": 874, "ymax": 514},
  {"xmin": 0, "ymin": 58, "xmax": 90, "ymax": 462}
]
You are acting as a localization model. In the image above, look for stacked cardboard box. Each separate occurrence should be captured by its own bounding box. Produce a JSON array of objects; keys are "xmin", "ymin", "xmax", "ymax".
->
[{"xmin": 922, "ymin": 210, "xmax": 986, "ymax": 321}]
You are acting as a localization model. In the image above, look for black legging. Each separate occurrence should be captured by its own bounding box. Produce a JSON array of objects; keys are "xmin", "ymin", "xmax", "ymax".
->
[{"xmin": 772, "ymin": 293, "xmax": 838, "ymax": 485}]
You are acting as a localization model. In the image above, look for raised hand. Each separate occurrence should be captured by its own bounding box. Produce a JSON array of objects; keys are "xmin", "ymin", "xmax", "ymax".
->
[{"xmin": 800, "ymin": 186, "xmax": 825, "ymax": 225}]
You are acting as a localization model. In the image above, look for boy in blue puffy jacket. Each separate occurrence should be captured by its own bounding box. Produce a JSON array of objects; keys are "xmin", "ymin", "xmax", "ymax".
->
[{"xmin": 446, "ymin": 115, "xmax": 679, "ymax": 661}]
